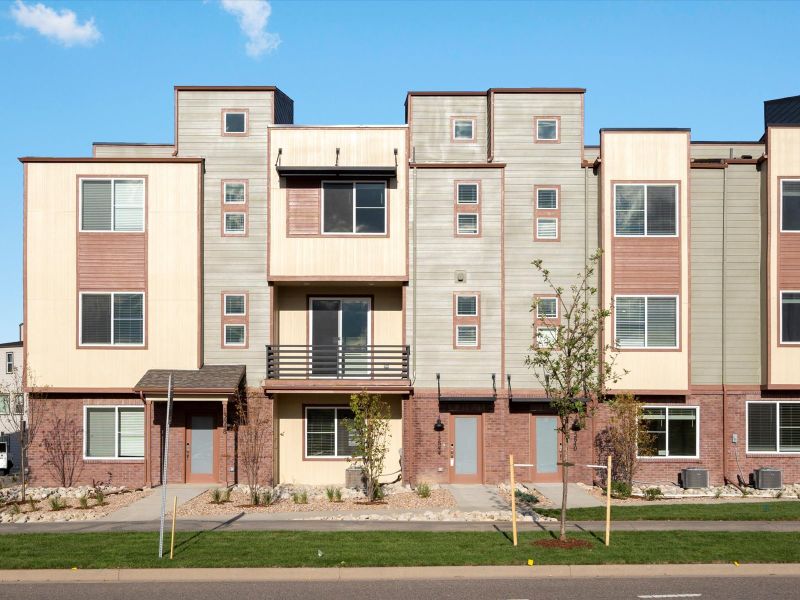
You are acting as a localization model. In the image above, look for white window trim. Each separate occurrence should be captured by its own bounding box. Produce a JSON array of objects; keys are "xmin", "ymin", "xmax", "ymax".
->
[
  {"xmin": 536, "ymin": 187, "xmax": 559, "ymax": 210},
  {"xmin": 535, "ymin": 118, "xmax": 559, "ymax": 141},
  {"xmin": 224, "ymin": 211, "xmax": 247, "ymax": 235},
  {"xmin": 456, "ymin": 324, "xmax": 479, "ymax": 347},
  {"xmin": 223, "ymin": 294, "xmax": 247, "ymax": 317},
  {"xmin": 638, "ymin": 405, "xmax": 700, "ymax": 460},
  {"xmin": 5, "ymin": 352, "xmax": 13, "ymax": 374},
  {"xmin": 223, "ymin": 181, "xmax": 247, "ymax": 205},
  {"xmin": 536, "ymin": 217, "xmax": 558, "ymax": 239},
  {"xmin": 456, "ymin": 182, "xmax": 480, "ymax": 205},
  {"xmin": 321, "ymin": 181, "xmax": 388, "ymax": 236},
  {"xmin": 83, "ymin": 405, "xmax": 145, "ymax": 461},
  {"xmin": 536, "ymin": 326, "xmax": 558, "ymax": 348},
  {"xmin": 223, "ymin": 110, "xmax": 248, "ymax": 134},
  {"xmin": 223, "ymin": 323, "xmax": 247, "ymax": 347},
  {"xmin": 746, "ymin": 400, "xmax": 800, "ymax": 455},
  {"xmin": 779, "ymin": 290, "xmax": 800, "ymax": 344},
  {"xmin": 79, "ymin": 177, "xmax": 145, "ymax": 233},
  {"xmin": 457, "ymin": 213, "xmax": 479, "ymax": 235},
  {"xmin": 613, "ymin": 183, "xmax": 679, "ymax": 238},
  {"xmin": 614, "ymin": 294, "xmax": 679, "ymax": 349},
  {"xmin": 304, "ymin": 406, "xmax": 353, "ymax": 459},
  {"xmin": 452, "ymin": 118, "xmax": 476, "ymax": 141},
  {"xmin": 78, "ymin": 291, "xmax": 146, "ymax": 347},
  {"xmin": 780, "ymin": 179, "xmax": 800, "ymax": 233},
  {"xmin": 536, "ymin": 298, "xmax": 558, "ymax": 320},
  {"xmin": 456, "ymin": 294, "xmax": 478, "ymax": 317}
]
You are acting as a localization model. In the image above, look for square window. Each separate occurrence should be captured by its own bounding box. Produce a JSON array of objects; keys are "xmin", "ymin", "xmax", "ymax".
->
[
  {"xmin": 80, "ymin": 292, "xmax": 144, "ymax": 346},
  {"xmin": 85, "ymin": 406, "xmax": 144, "ymax": 459},
  {"xmin": 537, "ymin": 297, "xmax": 557, "ymax": 319},
  {"xmin": 537, "ymin": 188, "xmax": 558, "ymax": 209},
  {"xmin": 305, "ymin": 407, "xmax": 355, "ymax": 458},
  {"xmin": 224, "ymin": 111, "xmax": 247, "ymax": 134},
  {"xmin": 781, "ymin": 291, "xmax": 800, "ymax": 343},
  {"xmin": 453, "ymin": 119, "xmax": 475, "ymax": 141},
  {"xmin": 536, "ymin": 326, "xmax": 557, "ymax": 348},
  {"xmin": 536, "ymin": 218, "xmax": 558, "ymax": 239},
  {"xmin": 224, "ymin": 294, "xmax": 246, "ymax": 316},
  {"xmin": 640, "ymin": 406, "xmax": 698, "ymax": 458},
  {"xmin": 224, "ymin": 182, "xmax": 246, "ymax": 204},
  {"xmin": 457, "ymin": 183, "xmax": 479, "ymax": 204},
  {"xmin": 456, "ymin": 325, "xmax": 478, "ymax": 347},
  {"xmin": 536, "ymin": 119, "xmax": 558, "ymax": 141},
  {"xmin": 224, "ymin": 212, "xmax": 246, "ymax": 235},
  {"xmin": 781, "ymin": 180, "xmax": 800, "ymax": 231},
  {"xmin": 456, "ymin": 295, "xmax": 478, "ymax": 317},
  {"xmin": 323, "ymin": 182, "xmax": 386, "ymax": 234},
  {"xmin": 615, "ymin": 184, "xmax": 677, "ymax": 237},
  {"xmin": 457, "ymin": 213, "xmax": 479, "ymax": 235},
  {"xmin": 81, "ymin": 178, "xmax": 144, "ymax": 233},
  {"xmin": 615, "ymin": 295, "xmax": 677, "ymax": 349},
  {"xmin": 225, "ymin": 324, "xmax": 246, "ymax": 346}
]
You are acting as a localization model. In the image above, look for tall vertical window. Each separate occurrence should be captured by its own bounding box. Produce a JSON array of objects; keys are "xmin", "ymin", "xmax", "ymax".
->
[
  {"xmin": 452, "ymin": 118, "xmax": 475, "ymax": 141},
  {"xmin": 639, "ymin": 406, "xmax": 698, "ymax": 458},
  {"xmin": 781, "ymin": 180, "xmax": 800, "ymax": 231},
  {"xmin": 454, "ymin": 293, "xmax": 480, "ymax": 348},
  {"xmin": 781, "ymin": 291, "xmax": 800, "ymax": 343},
  {"xmin": 322, "ymin": 182, "xmax": 386, "ymax": 234},
  {"xmin": 223, "ymin": 110, "xmax": 247, "ymax": 134},
  {"xmin": 747, "ymin": 402, "xmax": 800, "ymax": 453},
  {"xmin": 80, "ymin": 292, "xmax": 144, "ymax": 346},
  {"xmin": 84, "ymin": 406, "xmax": 144, "ymax": 459},
  {"xmin": 5, "ymin": 351, "xmax": 13, "ymax": 374},
  {"xmin": 615, "ymin": 295, "xmax": 678, "ymax": 349},
  {"xmin": 81, "ymin": 179, "xmax": 145, "ymax": 232},
  {"xmin": 615, "ymin": 184, "xmax": 677, "ymax": 236}
]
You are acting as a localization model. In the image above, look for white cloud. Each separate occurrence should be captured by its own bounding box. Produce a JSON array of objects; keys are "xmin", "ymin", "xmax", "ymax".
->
[
  {"xmin": 220, "ymin": 0, "xmax": 280, "ymax": 58},
  {"xmin": 10, "ymin": 0, "xmax": 100, "ymax": 47}
]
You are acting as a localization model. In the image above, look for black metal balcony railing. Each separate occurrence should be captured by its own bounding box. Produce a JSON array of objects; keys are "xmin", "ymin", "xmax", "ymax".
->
[{"xmin": 266, "ymin": 345, "xmax": 410, "ymax": 380}]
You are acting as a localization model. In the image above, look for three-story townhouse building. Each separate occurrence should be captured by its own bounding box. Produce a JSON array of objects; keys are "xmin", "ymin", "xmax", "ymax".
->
[{"xmin": 21, "ymin": 86, "xmax": 800, "ymax": 489}]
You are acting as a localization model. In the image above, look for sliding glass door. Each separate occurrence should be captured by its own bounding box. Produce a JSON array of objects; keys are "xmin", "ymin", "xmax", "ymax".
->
[{"xmin": 310, "ymin": 298, "xmax": 370, "ymax": 377}]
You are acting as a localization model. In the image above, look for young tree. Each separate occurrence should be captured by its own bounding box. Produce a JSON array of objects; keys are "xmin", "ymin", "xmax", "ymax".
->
[
  {"xmin": 597, "ymin": 394, "xmax": 654, "ymax": 492},
  {"xmin": 42, "ymin": 406, "xmax": 83, "ymax": 487},
  {"xmin": 1, "ymin": 366, "xmax": 46, "ymax": 501},
  {"xmin": 342, "ymin": 390, "xmax": 391, "ymax": 502},
  {"xmin": 526, "ymin": 250, "xmax": 625, "ymax": 541},
  {"xmin": 234, "ymin": 388, "xmax": 272, "ymax": 504}
]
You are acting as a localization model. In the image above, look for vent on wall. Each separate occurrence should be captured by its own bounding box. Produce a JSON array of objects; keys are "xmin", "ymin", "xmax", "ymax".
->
[
  {"xmin": 753, "ymin": 468, "xmax": 782, "ymax": 490},
  {"xmin": 680, "ymin": 468, "xmax": 708, "ymax": 489}
]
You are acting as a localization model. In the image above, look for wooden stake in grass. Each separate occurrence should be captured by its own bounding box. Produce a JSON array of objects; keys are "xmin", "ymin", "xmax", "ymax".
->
[
  {"xmin": 169, "ymin": 496, "xmax": 177, "ymax": 560},
  {"xmin": 510, "ymin": 454, "xmax": 518, "ymax": 547}
]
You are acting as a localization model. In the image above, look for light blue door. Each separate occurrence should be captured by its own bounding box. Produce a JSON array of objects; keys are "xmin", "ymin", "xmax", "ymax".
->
[
  {"xmin": 189, "ymin": 415, "xmax": 215, "ymax": 482},
  {"xmin": 535, "ymin": 416, "xmax": 559, "ymax": 480},
  {"xmin": 453, "ymin": 416, "xmax": 481, "ymax": 482}
]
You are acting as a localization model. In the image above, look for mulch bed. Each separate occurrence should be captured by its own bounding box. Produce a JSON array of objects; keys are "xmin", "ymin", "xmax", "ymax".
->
[{"xmin": 532, "ymin": 538, "xmax": 594, "ymax": 550}]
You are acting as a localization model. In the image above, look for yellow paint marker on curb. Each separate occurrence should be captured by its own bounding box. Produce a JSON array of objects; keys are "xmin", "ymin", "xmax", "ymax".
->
[{"xmin": 527, "ymin": 559, "xmax": 535, "ymax": 566}]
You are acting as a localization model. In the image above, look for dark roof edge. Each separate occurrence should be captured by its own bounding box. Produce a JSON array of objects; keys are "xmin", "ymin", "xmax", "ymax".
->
[
  {"xmin": 93, "ymin": 142, "xmax": 174, "ymax": 147},
  {"xmin": 175, "ymin": 85, "xmax": 284, "ymax": 93},
  {"xmin": 691, "ymin": 140, "xmax": 764, "ymax": 145},
  {"xmin": 765, "ymin": 94, "xmax": 800, "ymax": 104},
  {"xmin": 19, "ymin": 157, "xmax": 204, "ymax": 163},
  {"xmin": 0, "ymin": 341, "xmax": 23, "ymax": 348},
  {"xmin": 601, "ymin": 128, "xmax": 691, "ymax": 133},
  {"xmin": 407, "ymin": 88, "xmax": 585, "ymax": 98}
]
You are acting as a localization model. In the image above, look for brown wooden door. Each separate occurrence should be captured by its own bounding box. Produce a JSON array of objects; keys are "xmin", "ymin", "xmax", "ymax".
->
[
  {"xmin": 449, "ymin": 414, "xmax": 483, "ymax": 483},
  {"xmin": 186, "ymin": 411, "xmax": 219, "ymax": 484},
  {"xmin": 530, "ymin": 415, "xmax": 562, "ymax": 483}
]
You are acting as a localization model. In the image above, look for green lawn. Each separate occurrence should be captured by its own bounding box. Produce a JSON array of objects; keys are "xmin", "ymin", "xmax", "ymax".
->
[
  {"xmin": 535, "ymin": 501, "xmax": 800, "ymax": 521},
  {"xmin": 0, "ymin": 531, "xmax": 798, "ymax": 568}
]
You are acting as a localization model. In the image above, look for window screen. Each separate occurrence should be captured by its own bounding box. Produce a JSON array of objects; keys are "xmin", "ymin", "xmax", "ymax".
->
[
  {"xmin": 81, "ymin": 294, "xmax": 112, "ymax": 345},
  {"xmin": 782, "ymin": 292, "xmax": 800, "ymax": 342},
  {"xmin": 225, "ymin": 112, "xmax": 246, "ymax": 133},
  {"xmin": 225, "ymin": 324, "xmax": 246, "ymax": 345},
  {"xmin": 224, "ymin": 213, "xmax": 246, "ymax": 234},
  {"xmin": 616, "ymin": 184, "xmax": 676, "ymax": 236},
  {"xmin": 646, "ymin": 185, "xmax": 677, "ymax": 235},
  {"xmin": 456, "ymin": 295, "xmax": 477, "ymax": 316},
  {"xmin": 113, "ymin": 294, "xmax": 143, "ymax": 344},
  {"xmin": 118, "ymin": 408, "xmax": 144, "ymax": 458},
  {"xmin": 646, "ymin": 296, "xmax": 678, "ymax": 347},
  {"xmin": 537, "ymin": 298, "xmax": 557, "ymax": 319},
  {"xmin": 457, "ymin": 184, "xmax": 479, "ymax": 204},
  {"xmin": 355, "ymin": 183, "xmax": 385, "ymax": 233},
  {"xmin": 113, "ymin": 180, "xmax": 144, "ymax": 232},
  {"xmin": 453, "ymin": 120, "xmax": 474, "ymax": 140},
  {"xmin": 81, "ymin": 180, "xmax": 112, "ymax": 231},
  {"xmin": 615, "ymin": 297, "xmax": 646, "ymax": 348},
  {"xmin": 458, "ymin": 213, "xmax": 479, "ymax": 235},
  {"xmin": 616, "ymin": 296, "xmax": 676, "ymax": 348},
  {"xmin": 224, "ymin": 182, "xmax": 246, "ymax": 204},
  {"xmin": 779, "ymin": 403, "xmax": 800, "ymax": 452},
  {"xmin": 782, "ymin": 181, "xmax": 800, "ymax": 231},
  {"xmin": 225, "ymin": 295, "xmax": 246, "ymax": 315},
  {"xmin": 456, "ymin": 325, "xmax": 478, "ymax": 346},
  {"xmin": 536, "ymin": 218, "xmax": 557, "ymax": 239},
  {"xmin": 537, "ymin": 188, "xmax": 557, "ymax": 209},
  {"xmin": 667, "ymin": 408, "xmax": 697, "ymax": 457},
  {"xmin": 537, "ymin": 119, "xmax": 557, "ymax": 140}
]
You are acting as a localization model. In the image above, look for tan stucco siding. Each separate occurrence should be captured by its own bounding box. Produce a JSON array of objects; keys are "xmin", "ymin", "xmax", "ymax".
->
[
  {"xmin": 601, "ymin": 131, "xmax": 690, "ymax": 392},
  {"xmin": 268, "ymin": 128, "xmax": 407, "ymax": 279},
  {"xmin": 275, "ymin": 394, "xmax": 403, "ymax": 485},
  {"xmin": 25, "ymin": 161, "xmax": 201, "ymax": 389}
]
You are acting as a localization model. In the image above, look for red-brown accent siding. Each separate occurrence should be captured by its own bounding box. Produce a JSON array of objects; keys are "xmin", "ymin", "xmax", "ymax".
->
[
  {"xmin": 613, "ymin": 237, "xmax": 681, "ymax": 294},
  {"xmin": 286, "ymin": 179, "xmax": 321, "ymax": 236},
  {"xmin": 77, "ymin": 232, "xmax": 146, "ymax": 290}
]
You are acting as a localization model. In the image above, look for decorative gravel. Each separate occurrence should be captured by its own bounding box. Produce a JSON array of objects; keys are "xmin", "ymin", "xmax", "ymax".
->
[{"xmin": 0, "ymin": 488, "xmax": 150, "ymax": 523}]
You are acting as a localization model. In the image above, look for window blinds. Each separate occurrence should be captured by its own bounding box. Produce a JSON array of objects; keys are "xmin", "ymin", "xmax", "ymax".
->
[
  {"xmin": 81, "ymin": 180, "xmax": 112, "ymax": 231},
  {"xmin": 748, "ymin": 403, "xmax": 777, "ymax": 452},
  {"xmin": 118, "ymin": 408, "xmax": 144, "ymax": 457},
  {"xmin": 81, "ymin": 294, "xmax": 112, "ymax": 344},
  {"xmin": 113, "ymin": 180, "xmax": 144, "ymax": 231},
  {"xmin": 457, "ymin": 295, "xmax": 477, "ymax": 316},
  {"xmin": 537, "ymin": 189, "xmax": 557, "ymax": 209},
  {"xmin": 458, "ymin": 184, "xmax": 479, "ymax": 204},
  {"xmin": 86, "ymin": 408, "xmax": 115, "ymax": 458}
]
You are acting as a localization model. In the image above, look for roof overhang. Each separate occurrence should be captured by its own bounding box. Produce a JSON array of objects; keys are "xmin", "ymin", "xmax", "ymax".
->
[
  {"xmin": 134, "ymin": 365, "xmax": 246, "ymax": 395},
  {"xmin": 276, "ymin": 166, "xmax": 397, "ymax": 178}
]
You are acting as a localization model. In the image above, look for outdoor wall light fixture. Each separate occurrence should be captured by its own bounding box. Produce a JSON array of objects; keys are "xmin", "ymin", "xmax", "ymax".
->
[{"xmin": 434, "ymin": 416, "xmax": 444, "ymax": 432}]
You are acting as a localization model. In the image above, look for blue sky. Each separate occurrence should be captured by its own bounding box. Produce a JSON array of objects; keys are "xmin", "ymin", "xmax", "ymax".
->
[{"xmin": 0, "ymin": 0, "xmax": 798, "ymax": 341}]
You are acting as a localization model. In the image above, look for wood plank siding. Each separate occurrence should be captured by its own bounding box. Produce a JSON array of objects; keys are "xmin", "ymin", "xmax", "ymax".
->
[{"xmin": 77, "ymin": 232, "xmax": 146, "ymax": 290}]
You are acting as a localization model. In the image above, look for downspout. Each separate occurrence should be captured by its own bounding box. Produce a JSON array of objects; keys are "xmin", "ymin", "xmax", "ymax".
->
[
  {"xmin": 721, "ymin": 165, "xmax": 729, "ymax": 484},
  {"xmin": 412, "ymin": 146, "xmax": 418, "ymax": 384}
]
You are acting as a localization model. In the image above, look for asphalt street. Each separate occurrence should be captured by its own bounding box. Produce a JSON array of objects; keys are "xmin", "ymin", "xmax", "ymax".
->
[{"xmin": 3, "ymin": 576, "xmax": 799, "ymax": 599}]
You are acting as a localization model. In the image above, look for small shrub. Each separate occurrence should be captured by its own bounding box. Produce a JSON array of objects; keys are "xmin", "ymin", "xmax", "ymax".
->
[
  {"xmin": 9, "ymin": 502, "xmax": 21, "ymax": 515},
  {"xmin": 292, "ymin": 491, "xmax": 308, "ymax": 504},
  {"xmin": 78, "ymin": 495, "xmax": 90, "ymax": 510},
  {"xmin": 416, "ymin": 482, "xmax": 431, "ymax": 499},
  {"xmin": 221, "ymin": 488, "xmax": 231, "ymax": 503},
  {"xmin": 741, "ymin": 488, "xmax": 752, "ymax": 497},
  {"xmin": 325, "ymin": 487, "xmax": 337, "ymax": 502},
  {"xmin": 774, "ymin": 490, "xmax": 784, "ymax": 499},
  {"xmin": 333, "ymin": 488, "xmax": 342, "ymax": 502},
  {"xmin": 643, "ymin": 487, "xmax": 663, "ymax": 501},
  {"xmin": 250, "ymin": 488, "xmax": 260, "ymax": 506},
  {"xmin": 210, "ymin": 489, "xmax": 223, "ymax": 504},
  {"xmin": 27, "ymin": 497, "xmax": 38, "ymax": 512},
  {"xmin": 514, "ymin": 489, "xmax": 539, "ymax": 504},
  {"xmin": 94, "ymin": 489, "xmax": 106, "ymax": 506},
  {"xmin": 48, "ymin": 496, "xmax": 66, "ymax": 511},
  {"xmin": 373, "ymin": 485, "xmax": 385, "ymax": 501},
  {"xmin": 714, "ymin": 488, "xmax": 723, "ymax": 499},
  {"xmin": 260, "ymin": 489, "xmax": 274, "ymax": 506},
  {"xmin": 610, "ymin": 480, "xmax": 632, "ymax": 500}
]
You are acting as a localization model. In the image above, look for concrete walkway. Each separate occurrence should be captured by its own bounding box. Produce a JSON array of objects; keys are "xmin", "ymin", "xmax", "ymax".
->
[
  {"xmin": 100, "ymin": 485, "xmax": 209, "ymax": 522},
  {"xmin": 529, "ymin": 483, "xmax": 604, "ymax": 508},
  {"xmin": 443, "ymin": 484, "xmax": 509, "ymax": 512}
]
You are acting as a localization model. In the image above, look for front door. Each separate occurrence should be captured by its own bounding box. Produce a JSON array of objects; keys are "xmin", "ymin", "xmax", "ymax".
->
[
  {"xmin": 310, "ymin": 297, "xmax": 370, "ymax": 377},
  {"xmin": 530, "ymin": 415, "xmax": 561, "ymax": 482},
  {"xmin": 186, "ymin": 413, "xmax": 218, "ymax": 483},
  {"xmin": 449, "ymin": 414, "xmax": 483, "ymax": 483}
]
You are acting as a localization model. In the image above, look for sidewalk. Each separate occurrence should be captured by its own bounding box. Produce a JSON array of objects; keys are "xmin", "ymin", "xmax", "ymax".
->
[
  {"xmin": 443, "ymin": 484, "xmax": 509, "ymax": 512},
  {"xmin": 1, "ymin": 563, "xmax": 798, "ymax": 583},
  {"xmin": 530, "ymin": 483, "xmax": 604, "ymax": 508}
]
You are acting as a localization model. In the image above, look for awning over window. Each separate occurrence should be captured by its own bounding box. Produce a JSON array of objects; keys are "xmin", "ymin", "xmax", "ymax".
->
[{"xmin": 277, "ymin": 166, "xmax": 397, "ymax": 178}]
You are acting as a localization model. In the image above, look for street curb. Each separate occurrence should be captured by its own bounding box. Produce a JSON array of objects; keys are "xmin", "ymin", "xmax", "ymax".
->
[{"xmin": 0, "ymin": 563, "xmax": 799, "ymax": 583}]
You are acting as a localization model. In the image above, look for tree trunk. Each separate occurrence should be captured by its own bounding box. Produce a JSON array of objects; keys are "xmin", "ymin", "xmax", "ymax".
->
[
  {"xmin": 560, "ymin": 435, "xmax": 569, "ymax": 542},
  {"xmin": 20, "ymin": 445, "xmax": 27, "ymax": 503}
]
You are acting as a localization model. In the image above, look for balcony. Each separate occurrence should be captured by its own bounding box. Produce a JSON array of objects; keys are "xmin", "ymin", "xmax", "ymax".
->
[{"xmin": 265, "ymin": 345, "xmax": 411, "ymax": 393}]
